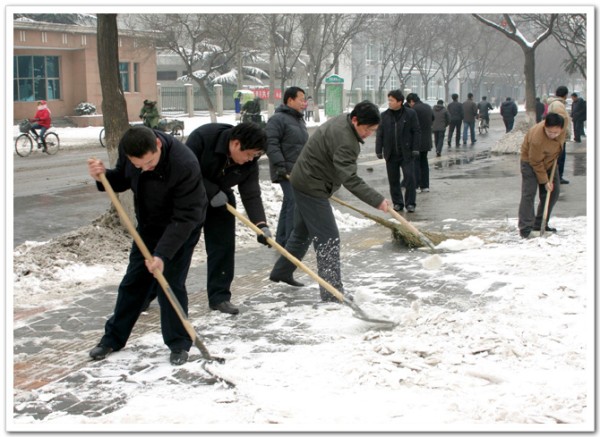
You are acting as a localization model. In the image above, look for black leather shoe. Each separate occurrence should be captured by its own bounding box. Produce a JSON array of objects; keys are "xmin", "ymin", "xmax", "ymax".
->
[
  {"xmin": 89, "ymin": 343, "xmax": 113, "ymax": 360},
  {"xmin": 406, "ymin": 205, "xmax": 416, "ymax": 213},
  {"xmin": 393, "ymin": 204, "xmax": 404, "ymax": 212},
  {"xmin": 269, "ymin": 274, "xmax": 305, "ymax": 287},
  {"xmin": 170, "ymin": 349, "xmax": 188, "ymax": 366},
  {"xmin": 519, "ymin": 227, "xmax": 532, "ymax": 239},
  {"xmin": 209, "ymin": 301, "xmax": 240, "ymax": 314},
  {"xmin": 533, "ymin": 225, "xmax": 557, "ymax": 232},
  {"xmin": 560, "ymin": 178, "xmax": 570, "ymax": 184}
]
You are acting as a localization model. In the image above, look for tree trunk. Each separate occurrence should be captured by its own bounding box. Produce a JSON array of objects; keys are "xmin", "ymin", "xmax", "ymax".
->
[
  {"xmin": 523, "ymin": 47, "xmax": 537, "ymax": 126},
  {"xmin": 96, "ymin": 14, "xmax": 136, "ymax": 225}
]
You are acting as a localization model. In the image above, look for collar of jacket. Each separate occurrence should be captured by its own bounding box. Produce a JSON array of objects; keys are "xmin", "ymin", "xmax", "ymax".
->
[
  {"xmin": 277, "ymin": 104, "xmax": 305, "ymax": 119},
  {"xmin": 345, "ymin": 114, "xmax": 365, "ymax": 144}
]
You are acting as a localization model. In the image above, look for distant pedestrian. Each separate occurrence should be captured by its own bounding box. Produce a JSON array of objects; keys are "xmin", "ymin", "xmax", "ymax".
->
[
  {"xmin": 432, "ymin": 99, "xmax": 450, "ymax": 157},
  {"xmin": 462, "ymin": 92, "xmax": 478, "ymax": 145},
  {"xmin": 139, "ymin": 99, "xmax": 160, "ymax": 129},
  {"xmin": 406, "ymin": 93, "xmax": 433, "ymax": 193},
  {"xmin": 535, "ymin": 97, "xmax": 545, "ymax": 123},
  {"xmin": 447, "ymin": 93, "xmax": 463, "ymax": 148},
  {"xmin": 477, "ymin": 96, "xmax": 493, "ymax": 129},
  {"xmin": 546, "ymin": 86, "xmax": 571, "ymax": 184},
  {"xmin": 305, "ymin": 96, "xmax": 314, "ymax": 121},
  {"xmin": 570, "ymin": 93, "xmax": 586, "ymax": 142},
  {"xmin": 518, "ymin": 113, "xmax": 565, "ymax": 239},
  {"xmin": 500, "ymin": 97, "xmax": 518, "ymax": 133}
]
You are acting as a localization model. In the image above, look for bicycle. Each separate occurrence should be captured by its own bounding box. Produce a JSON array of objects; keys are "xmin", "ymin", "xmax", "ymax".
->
[
  {"xmin": 15, "ymin": 120, "xmax": 60, "ymax": 157},
  {"xmin": 99, "ymin": 118, "xmax": 185, "ymax": 147},
  {"xmin": 478, "ymin": 117, "xmax": 489, "ymax": 135}
]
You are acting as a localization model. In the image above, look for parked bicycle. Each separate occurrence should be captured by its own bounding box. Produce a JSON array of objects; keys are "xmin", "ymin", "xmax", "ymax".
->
[
  {"xmin": 478, "ymin": 117, "xmax": 489, "ymax": 135},
  {"xmin": 15, "ymin": 120, "xmax": 60, "ymax": 157},
  {"xmin": 99, "ymin": 118, "xmax": 185, "ymax": 147}
]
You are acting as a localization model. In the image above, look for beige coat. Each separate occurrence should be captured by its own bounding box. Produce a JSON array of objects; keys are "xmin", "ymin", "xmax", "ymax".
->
[{"xmin": 520, "ymin": 122, "xmax": 564, "ymax": 184}]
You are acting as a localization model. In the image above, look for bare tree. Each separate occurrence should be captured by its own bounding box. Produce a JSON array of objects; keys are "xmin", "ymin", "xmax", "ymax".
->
[
  {"xmin": 96, "ymin": 14, "xmax": 135, "ymax": 221},
  {"xmin": 552, "ymin": 14, "xmax": 586, "ymax": 79},
  {"xmin": 472, "ymin": 13, "xmax": 557, "ymax": 123}
]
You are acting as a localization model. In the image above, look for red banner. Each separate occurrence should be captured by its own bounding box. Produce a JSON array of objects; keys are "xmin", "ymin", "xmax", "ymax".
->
[{"xmin": 251, "ymin": 88, "xmax": 282, "ymax": 100}]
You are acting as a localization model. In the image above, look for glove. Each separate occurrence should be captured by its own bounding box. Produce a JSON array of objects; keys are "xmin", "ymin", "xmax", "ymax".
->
[
  {"xmin": 376, "ymin": 153, "xmax": 383, "ymax": 159},
  {"xmin": 412, "ymin": 150, "xmax": 420, "ymax": 158},
  {"xmin": 275, "ymin": 165, "xmax": 288, "ymax": 181},
  {"xmin": 257, "ymin": 225, "xmax": 272, "ymax": 247},
  {"xmin": 210, "ymin": 191, "xmax": 228, "ymax": 208}
]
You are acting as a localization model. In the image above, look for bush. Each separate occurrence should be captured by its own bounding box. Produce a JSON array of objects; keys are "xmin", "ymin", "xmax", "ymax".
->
[{"xmin": 74, "ymin": 102, "xmax": 97, "ymax": 115}]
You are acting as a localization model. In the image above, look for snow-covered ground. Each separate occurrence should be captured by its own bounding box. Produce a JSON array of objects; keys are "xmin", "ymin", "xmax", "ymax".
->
[{"xmin": 9, "ymin": 107, "xmax": 594, "ymax": 432}]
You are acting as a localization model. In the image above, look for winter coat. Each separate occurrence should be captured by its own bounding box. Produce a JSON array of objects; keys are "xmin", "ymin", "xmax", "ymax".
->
[
  {"xmin": 462, "ymin": 99, "xmax": 478, "ymax": 123},
  {"xmin": 520, "ymin": 121, "xmax": 563, "ymax": 184},
  {"xmin": 412, "ymin": 101, "xmax": 433, "ymax": 151},
  {"xmin": 432, "ymin": 104, "xmax": 450, "ymax": 131},
  {"xmin": 546, "ymin": 96, "xmax": 571, "ymax": 141},
  {"xmin": 447, "ymin": 100, "xmax": 464, "ymax": 122},
  {"xmin": 290, "ymin": 114, "xmax": 384, "ymax": 208},
  {"xmin": 99, "ymin": 130, "xmax": 207, "ymax": 261},
  {"xmin": 186, "ymin": 123, "xmax": 267, "ymax": 226},
  {"xmin": 140, "ymin": 102, "xmax": 160, "ymax": 128},
  {"xmin": 477, "ymin": 100, "xmax": 493, "ymax": 118},
  {"xmin": 376, "ymin": 106, "xmax": 422, "ymax": 161},
  {"xmin": 265, "ymin": 104, "xmax": 309, "ymax": 182},
  {"xmin": 500, "ymin": 100, "xmax": 518, "ymax": 121},
  {"xmin": 535, "ymin": 101, "xmax": 545, "ymax": 122},
  {"xmin": 32, "ymin": 108, "xmax": 51, "ymax": 128},
  {"xmin": 571, "ymin": 98, "xmax": 586, "ymax": 122}
]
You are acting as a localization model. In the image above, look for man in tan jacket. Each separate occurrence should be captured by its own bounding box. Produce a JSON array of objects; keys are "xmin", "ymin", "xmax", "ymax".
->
[
  {"xmin": 546, "ymin": 85, "xmax": 571, "ymax": 184},
  {"xmin": 518, "ymin": 113, "xmax": 565, "ymax": 239}
]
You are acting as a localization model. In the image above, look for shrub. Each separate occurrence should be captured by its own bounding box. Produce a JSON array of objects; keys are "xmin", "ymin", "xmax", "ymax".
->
[{"xmin": 74, "ymin": 102, "xmax": 97, "ymax": 115}]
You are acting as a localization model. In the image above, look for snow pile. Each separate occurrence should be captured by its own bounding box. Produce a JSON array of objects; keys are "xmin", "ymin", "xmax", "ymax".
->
[{"xmin": 490, "ymin": 121, "xmax": 529, "ymax": 154}]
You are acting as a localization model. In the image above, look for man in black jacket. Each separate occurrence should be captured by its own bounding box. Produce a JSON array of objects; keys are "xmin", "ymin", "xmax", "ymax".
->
[
  {"xmin": 266, "ymin": 86, "xmax": 309, "ymax": 247},
  {"xmin": 376, "ymin": 90, "xmax": 422, "ymax": 213},
  {"xmin": 570, "ymin": 93, "xmax": 586, "ymax": 142},
  {"xmin": 186, "ymin": 122, "xmax": 271, "ymax": 315},
  {"xmin": 447, "ymin": 93, "xmax": 464, "ymax": 148},
  {"xmin": 87, "ymin": 126, "xmax": 207, "ymax": 366},
  {"xmin": 406, "ymin": 93, "xmax": 433, "ymax": 193}
]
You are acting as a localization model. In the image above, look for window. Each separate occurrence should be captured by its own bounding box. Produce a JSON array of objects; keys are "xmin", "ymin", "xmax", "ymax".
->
[
  {"xmin": 133, "ymin": 63, "xmax": 140, "ymax": 92},
  {"xmin": 119, "ymin": 62, "xmax": 130, "ymax": 92},
  {"xmin": 365, "ymin": 75, "xmax": 374, "ymax": 91},
  {"xmin": 14, "ymin": 55, "xmax": 60, "ymax": 101},
  {"xmin": 366, "ymin": 43, "xmax": 375, "ymax": 65},
  {"xmin": 157, "ymin": 71, "xmax": 178, "ymax": 81},
  {"xmin": 390, "ymin": 75, "xmax": 398, "ymax": 90}
]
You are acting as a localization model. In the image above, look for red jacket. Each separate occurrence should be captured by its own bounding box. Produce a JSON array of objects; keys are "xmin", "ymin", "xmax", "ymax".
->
[{"xmin": 32, "ymin": 108, "xmax": 51, "ymax": 128}]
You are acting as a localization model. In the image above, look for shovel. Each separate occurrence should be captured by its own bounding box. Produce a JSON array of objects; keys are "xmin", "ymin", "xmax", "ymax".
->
[
  {"xmin": 540, "ymin": 159, "xmax": 558, "ymax": 237},
  {"xmin": 97, "ymin": 172, "xmax": 226, "ymax": 367},
  {"xmin": 226, "ymin": 203, "xmax": 397, "ymax": 328}
]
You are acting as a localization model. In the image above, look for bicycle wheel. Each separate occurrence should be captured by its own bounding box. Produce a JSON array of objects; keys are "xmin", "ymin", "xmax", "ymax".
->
[
  {"xmin": 44, "ymin": 132, "xmax": 60, "ymax": 155},
  {"xmin": 99, "ymin": 128, "xmax": 106, "ymax": 147},
  {"xmin": 15, "ymin": 134, "xmax": 33, "ymax": 157}
]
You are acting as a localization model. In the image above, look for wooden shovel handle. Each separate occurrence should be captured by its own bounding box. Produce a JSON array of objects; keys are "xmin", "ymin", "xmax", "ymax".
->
[{"xmin": 540, "ymin": 159, "xmax": 558, "ymax": 237}]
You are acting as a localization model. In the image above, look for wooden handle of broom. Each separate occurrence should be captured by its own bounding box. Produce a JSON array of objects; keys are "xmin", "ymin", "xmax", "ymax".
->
[
  {"xmin": 97, "ymin": 171, "xmax": 218, "ymax": 362},
  {"xmin": 540, "ymin": 159, "xmax": 558, "ymax": 237}
]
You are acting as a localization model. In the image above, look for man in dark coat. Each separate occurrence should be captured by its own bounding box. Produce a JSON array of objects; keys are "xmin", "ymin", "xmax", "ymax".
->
[
  {"xmin": 269, "ymin": 101, "xmax": 390, "ymax": 302},
  {"xmin": 266, "ymin": 86, "xmax": 309, "ymax": 247},
  {"xmin": 447, "ymin": 93, "xmax": 464, "ymax": 148},
  {"xmin": 406, "ymin": 93, "xmax": 433, "ymax": 193},
  {"xmin": 570, "ymin": 93, "xmax": 586, "ymax": 142},
  {"xmin": 87, "ymin": 126, "xmax": 207, "ymax": 366},
  {"xmin": 462, "ymin": 92, "xmax": 478, "ymax": 145},
  {"xmin": 186, "ymin": 122, "xmax": 272, "ymax": 315},
  {"xmin": 376, "ymin": 90, "xmax": 422, "ymax": 213},
  {"xmin": 535, "ymin": 97, "xmax": 546, "ymax": 123},
  {"xmin": 432, "ymin": 99, "xmax": 450, "ymax": 157},
  {"xmin": 500, "ymin": 97, "xmax": 518, "ymax": 132},
  {"xmin": 477, "ymin": 96, "xmax": 494, "ymax": 128}
]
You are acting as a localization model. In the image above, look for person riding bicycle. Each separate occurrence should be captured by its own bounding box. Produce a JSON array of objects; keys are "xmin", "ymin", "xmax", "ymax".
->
[
  {"xmin": 29, "ymin": 100, "xmax": 52, "ymax": 150},
  {"xmin": 477, "ymin": 96, "xmax": 493, "ymax": 128},
  {"xmin": 139, "ymin": 99, "xmax": 160, "ymax": 129}
]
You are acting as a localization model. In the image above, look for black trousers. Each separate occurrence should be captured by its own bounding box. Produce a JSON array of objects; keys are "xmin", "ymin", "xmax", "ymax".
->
[
  {"xmin": 434, "ymin": 130, "xmax": 445, "ymax": 154},
  {"xmin": 270, "ymin": 188, "xmax": 343, "ymax": 301},
  {"xmin": 101, "ymin": 225, "xmax": 201, "ymax": 352},
  {"xmin": 385, "ymin": 154, "xmax": 416, "ymax": 208},
  {"xmin": 448, "ymin": 120, "xmax": 462, "ymax": 146},
  {"xmin": 518, "ymin": 161, "xmax": 560, "ymax": 231},
  {"xmin": 414, "ymin": 151, "xmax": 430, "ymax": 190}
]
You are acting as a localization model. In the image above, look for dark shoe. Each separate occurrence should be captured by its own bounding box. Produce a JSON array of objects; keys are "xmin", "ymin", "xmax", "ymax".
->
[
  {"xmin": 89, "ymin": 343, "xmax": 113, "ymax": 360},
  {"xmin": 471, "ymin": 140, "xmax": 477, "ymax": 145},
  {"xmin": 209, "ymin": 301, "xmax": 240, "ymax": 314},
  {"xmin": 463, "ymin": 142, "xmax": 467, "ymax": 146},
  {"xmin": 519, "ymin": 227, "xmax": 532, "ymax": 239},
  {"xmin": 420, "ymin": 188, "xmax": 429, "ymax": 193},
  {"xmin": 533, "ymin": 225, "xmax": 557, "ymax": 232},
  {"xmin": 560, "ymin": 178, "xmax": 570, "ymax": 184},
  {"xmin": 269, "ymin": 274, "xmax": 304, "ymax": 287},
  {"xmin": 393, "ymin": 204, "xmax": 404, "ymax": 212},
  {"xmin": 436, "ymin": 152, "xmax": 441, "ymax": 157},
  {"xmin": 170, "ymin": 349, "xmax": 188, "ymax": 366},
  {"xmin": 406, "ymin": 205, "xmax": 416, "ymax": 213}
]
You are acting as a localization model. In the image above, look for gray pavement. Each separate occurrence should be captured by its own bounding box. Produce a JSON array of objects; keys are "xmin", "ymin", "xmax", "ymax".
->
[{"xmin": 12, "ymin": 120, "xmax": 588, "ymax": 420}]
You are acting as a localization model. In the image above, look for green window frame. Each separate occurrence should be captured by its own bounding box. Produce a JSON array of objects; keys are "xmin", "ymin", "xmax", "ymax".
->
[
  {"xmin": 13, "ymin": 55, "xmax": 61, "ymax": 102},
  {"xmin": 119, "ymin": 62, "xmax": 130, "ymax": 92}
]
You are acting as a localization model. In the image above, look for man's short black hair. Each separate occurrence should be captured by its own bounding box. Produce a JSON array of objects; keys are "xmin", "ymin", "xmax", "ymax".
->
[
  {"xmin": 121, "ymin": 125, "xmax": 158, "ymax": 158},
  {"xmin": 283, "ymin": 86, "xmax": 306, "ymax": 105},
  {"xmin": 406, "ymin": 93, "xmax": 420, "ymax": 103},
  {"xmin": 467, "ymin": 92, "xmax": 473, "ymax": 99},
  {"xmin": 387, "ymin": 89, "xmax": 404, "ymax": 102},
  {"xmin": 482, "ymin": 96, "xmax": 487, "ymax": 100},
  {"xmin": 555, "ymin": 86, "xmax": 569, "ymax": 98},
  {"xmin": 571, "ymin": 92, "xmax": 578, "ymax": 98},
  {"xmin": 350, "ymin": 100, "xmax": 381, "ymax": 126},
  {"xmin": 545, "ymin": 113, "xmax": 565, "ymax": 128},
  {"xmin": 437, "ymin": 99, "xmax": 444, "ymax": 105},
  {"xmin": 231, "ymin": 122, "xmax": 267, "ymax": 151},
  {"xmin": 451, "ymin": 93, "xmax": 459, "ymax": 101}
]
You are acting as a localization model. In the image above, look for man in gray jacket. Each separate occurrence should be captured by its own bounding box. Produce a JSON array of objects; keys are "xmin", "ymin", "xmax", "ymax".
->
[
  {"xmin": 269, "ymin": 101, "xmax": 390, "ymax": 302},
  {"xmin": 266, "ymin": 86, "xmax": 309, "ymax": 248},
  {"xmin": 462, "ymin": 92, "xmax": 478, "ymax": 145}
]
